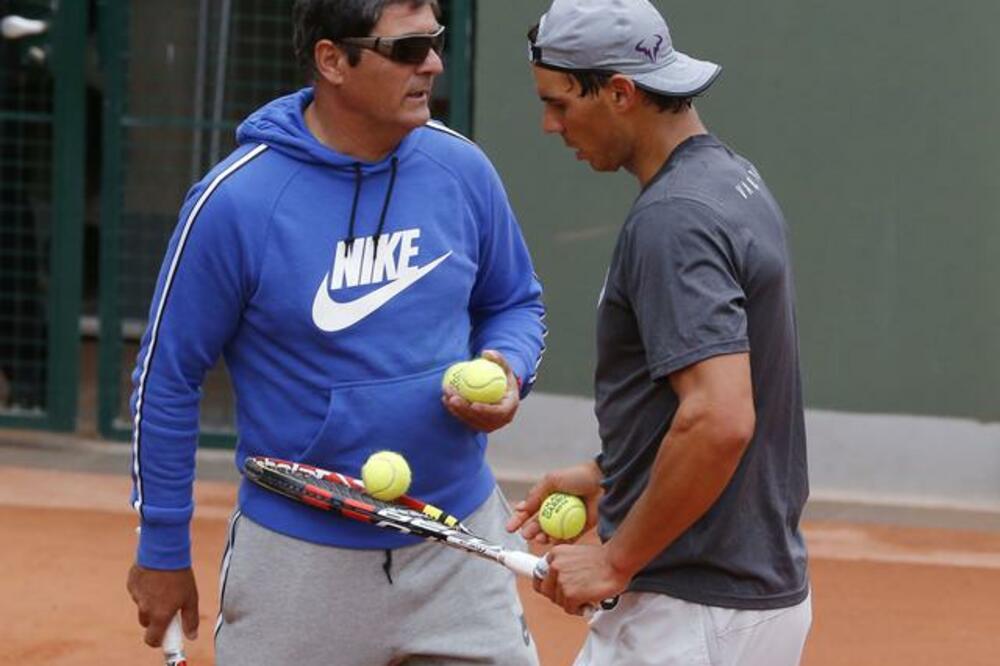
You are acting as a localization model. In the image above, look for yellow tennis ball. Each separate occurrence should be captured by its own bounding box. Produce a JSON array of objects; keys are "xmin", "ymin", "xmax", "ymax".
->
[
  {"xmin": 441, "ymin": 361, "xmax": 469, "ymax": 392},
  {"xmin": 538, "ymin": 492, "xmax": 587, "ymax": 540},
  {"xmin": 361, "ymin": 451, "xmax": 411, "ymax": 501},
  {"xmin": 451, "ymin": 358, "xmax": 507, "ymax": 403}
]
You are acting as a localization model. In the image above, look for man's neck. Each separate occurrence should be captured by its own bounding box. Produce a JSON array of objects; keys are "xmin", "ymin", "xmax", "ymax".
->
[
  {"xmin": 304, "ymin": 90, "xmax": 406, "ymax": 163},
  {"xmin": 627, "ymin": 107, "xmax": 708, "ymax": 188}
]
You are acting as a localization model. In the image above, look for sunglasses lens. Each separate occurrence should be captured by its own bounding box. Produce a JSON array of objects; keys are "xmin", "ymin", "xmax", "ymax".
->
[{"xmin": 391, "ymin": 33, "xmax": 446, "ymax": 64}]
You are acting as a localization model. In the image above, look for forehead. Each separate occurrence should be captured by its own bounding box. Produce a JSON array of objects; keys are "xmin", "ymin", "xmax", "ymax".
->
[
  {"xmin": 531, "ymin": 66, "xmax": 582, "ymax": 99},
  {"xmin": 372, "ymin": 3, "xmax": 440, "ymax": 36}
]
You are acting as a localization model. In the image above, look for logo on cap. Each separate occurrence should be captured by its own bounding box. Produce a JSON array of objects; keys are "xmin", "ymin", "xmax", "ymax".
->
[{"xmin": 634, "ymin": 34, "xmax": 664, "ymax": 63}]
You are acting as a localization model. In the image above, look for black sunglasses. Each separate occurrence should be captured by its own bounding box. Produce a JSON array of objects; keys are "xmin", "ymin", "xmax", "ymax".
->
[{"xmin": 340, "ymin": 25, "xmax": 446, "ymax": 65}]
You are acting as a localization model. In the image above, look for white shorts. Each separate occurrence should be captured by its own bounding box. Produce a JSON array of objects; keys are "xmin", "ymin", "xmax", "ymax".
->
[{"xmin": 574, "ymin": 590, "xmax": 812, "ymax": 666}]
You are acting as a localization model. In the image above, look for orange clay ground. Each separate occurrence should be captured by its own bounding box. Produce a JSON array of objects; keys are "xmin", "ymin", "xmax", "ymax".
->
[{"xmin": 1, "ymin": 466, "xmax": 999, "ymax": 665}]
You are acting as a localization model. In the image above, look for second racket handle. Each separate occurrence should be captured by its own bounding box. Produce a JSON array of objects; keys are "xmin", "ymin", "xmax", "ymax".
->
[{"xmin": 163, "ymin": 614, "xmax": 187, "ymax": 666}]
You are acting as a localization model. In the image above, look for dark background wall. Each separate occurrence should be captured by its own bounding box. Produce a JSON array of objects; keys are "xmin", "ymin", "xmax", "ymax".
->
[{"xmin": 475, "ymin": 0, "xmax": 1000, "ymax": 422}]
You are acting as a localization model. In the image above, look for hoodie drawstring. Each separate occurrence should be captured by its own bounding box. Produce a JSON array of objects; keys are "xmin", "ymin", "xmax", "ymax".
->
[
  {"xmin": 345, "ymin": 162, "xmax": 363, "ymax": 254},
  {"xmin": 373, "ymin": 157, "xmax": 399, "ymax": 255},
  {"xmin": 344, "ymin": 157, "xmax": 399, "ymax": 261}
]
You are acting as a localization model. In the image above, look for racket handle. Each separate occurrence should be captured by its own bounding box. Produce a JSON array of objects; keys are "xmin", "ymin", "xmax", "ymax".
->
[
  {"xmin": 163, "ymin": 614, "xmax": 187, "ymax": 666},
  {"xmin": 500, "ymin": 550, "xmax": 545, "ymax": 578}
]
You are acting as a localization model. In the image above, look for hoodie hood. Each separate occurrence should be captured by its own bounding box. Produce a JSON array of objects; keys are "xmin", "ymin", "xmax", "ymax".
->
[{"xmin": 235, "ymin": 87, "xmax": 421, "ymax": 173}]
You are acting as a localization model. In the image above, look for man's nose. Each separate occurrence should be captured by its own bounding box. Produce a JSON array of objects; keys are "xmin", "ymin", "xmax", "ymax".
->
[
  {"xmin": 417, "ymin": 47, "xmax": 444, "ymax": 75},
  {"xmin": 542, "ymin": 110, "xmax": 562, "ymax": 134}
]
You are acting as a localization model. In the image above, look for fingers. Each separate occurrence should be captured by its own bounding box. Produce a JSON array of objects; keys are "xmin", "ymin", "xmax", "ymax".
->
[
  {"xmin": 533, "ymin": 552, "xmax": 579, "ymax": 614},
  {"xmin": 181, "ymin": 603, "xmax": 200, "ymax": 641},
  {"xmin": 508, "ymin": 475, "xmax": 557, "ymax": 538},
  {"xmin": 480, "ymin": 349, "xmax": 513, "ymax": 370},
  {"xmin": 480, "ymin": 349, "xmax": 520, "ymax": 402},
  {"xmin": 441, "ymin": 391, "xmax": 517, "ymax": 432},
  {"xmin": 143, "ymin": 611, "xmax": 173, "ymax": 648}
]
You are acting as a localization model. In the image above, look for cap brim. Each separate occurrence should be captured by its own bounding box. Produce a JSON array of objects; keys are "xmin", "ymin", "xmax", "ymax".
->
[{"xmin": 632, "ymin": 51, "xmax": 721, "ymax": 96}]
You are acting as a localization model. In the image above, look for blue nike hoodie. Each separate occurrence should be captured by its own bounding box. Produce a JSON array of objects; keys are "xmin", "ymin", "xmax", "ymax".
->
[{"xmin": 131, "ymin": 88, "xmax": 546, "ymax": 569}]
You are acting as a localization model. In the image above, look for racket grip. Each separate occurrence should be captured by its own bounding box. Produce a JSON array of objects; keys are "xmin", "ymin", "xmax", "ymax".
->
[
  {"xmin": 163, "ymin": 615, "xmax": 187, "ymax": 666},
  {"xmin": 501, "ymin": 550, "xmax": 544, "ymax": 578}
]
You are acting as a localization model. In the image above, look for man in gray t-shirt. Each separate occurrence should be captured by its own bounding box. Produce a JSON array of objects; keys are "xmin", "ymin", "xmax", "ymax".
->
[{"xmin": 508, "ymin": 1, "xmax": 811, "ymax": 664}]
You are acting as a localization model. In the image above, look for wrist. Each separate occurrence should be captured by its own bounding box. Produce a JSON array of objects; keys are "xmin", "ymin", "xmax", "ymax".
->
[{"xmin": 602, "ymin": 539, "xmax": 640, "ymax": 583}]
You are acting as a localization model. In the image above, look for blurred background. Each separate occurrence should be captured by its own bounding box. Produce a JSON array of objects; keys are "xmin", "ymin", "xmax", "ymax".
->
[{"xmin": 1, "ymin": 0, "xmax": 998, "ymax": 513}]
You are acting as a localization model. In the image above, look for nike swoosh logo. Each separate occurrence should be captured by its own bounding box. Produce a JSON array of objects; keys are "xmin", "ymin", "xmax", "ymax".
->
[{"xmin": 311, "ymin": 252, "xmax": 452, "ymax": 332}]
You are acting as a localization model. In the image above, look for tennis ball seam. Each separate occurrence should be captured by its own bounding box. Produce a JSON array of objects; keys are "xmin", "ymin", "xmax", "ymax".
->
[
  {"xmin": 450, "ymin": 359, "xmax": 506, "ymax": 403},
  {"xmin": 362, "ymin": 451, "xmax": 411, "ymax": 501}
]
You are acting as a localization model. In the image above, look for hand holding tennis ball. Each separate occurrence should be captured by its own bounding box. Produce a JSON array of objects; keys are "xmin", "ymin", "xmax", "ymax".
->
[
  {"xmin": 442, "ymin": 358, "xmax": 508, "ymax": 404},
  {"xmin": 361, "ymin": 451, "xmax": 411, "ymax": 501},
  {"xmin": 538, "ymin": 492, "xmax": 587, "ymax": 540}
]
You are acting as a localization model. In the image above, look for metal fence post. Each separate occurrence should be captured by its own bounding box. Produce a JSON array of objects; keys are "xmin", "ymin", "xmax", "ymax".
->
[{"xmin": 47, "ymin": 0, "xmax": 87, "ymax": 430}]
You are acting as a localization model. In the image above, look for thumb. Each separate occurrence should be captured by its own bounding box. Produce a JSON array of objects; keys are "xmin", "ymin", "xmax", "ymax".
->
[
  {"xmin": 480, "ymin": 349, "xmax": 509, "ymax": 372},
  {"xmin": 519, "ymin": 476, "xmax": 556, "ymax": 516}
]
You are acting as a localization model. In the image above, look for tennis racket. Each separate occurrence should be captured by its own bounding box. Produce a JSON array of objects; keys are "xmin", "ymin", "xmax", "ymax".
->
[
  {"xmin": 243, "ymin": 456, "xmax": 548, "ymax": 580},
  {"xmin": 162, "ymin": 615, "xmax": 187, "ymax": 666}
]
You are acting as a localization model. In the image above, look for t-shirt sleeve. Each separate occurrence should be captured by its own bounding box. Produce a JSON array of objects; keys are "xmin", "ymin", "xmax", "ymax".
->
[{"xmin": 624, "ymin": 198, "xmax": 750, "ymax": 380}]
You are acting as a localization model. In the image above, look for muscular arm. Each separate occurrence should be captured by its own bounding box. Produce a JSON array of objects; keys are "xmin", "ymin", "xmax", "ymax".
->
[
  {"xmin": 538, "ymin": 353, "xmax": 755, "ymax": 612},
  {"xmin": 604, "ymin": 352, "xmax": 755, "ymax": 577}
]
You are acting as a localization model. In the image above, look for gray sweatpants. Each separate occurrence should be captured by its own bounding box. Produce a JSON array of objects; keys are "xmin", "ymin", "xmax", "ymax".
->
[{"xmin": 214, "ymin": 487, "xmax": 540, "ymax": 666}]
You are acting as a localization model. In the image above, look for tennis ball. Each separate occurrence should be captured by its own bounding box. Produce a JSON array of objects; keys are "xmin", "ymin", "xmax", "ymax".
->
[
  {"xmin": 449, "ymin": 358, "xmax": 507, "ymax": 403},
  {"xmin": 441, "ymin": 361, "xmax": 469, "ymax": 392},
  {"xmin": 538, "ymin": 492, "xmax": 587, "ymax": 540},
  {"xmin": 361, "ymin": 451, "xmax": 411, "ymax": 501}
]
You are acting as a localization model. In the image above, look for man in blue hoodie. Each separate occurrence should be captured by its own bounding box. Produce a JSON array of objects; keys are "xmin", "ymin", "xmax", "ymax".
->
[{"xmin": 125, "ymin": 1, "xmax": 546, "ymax": 664}]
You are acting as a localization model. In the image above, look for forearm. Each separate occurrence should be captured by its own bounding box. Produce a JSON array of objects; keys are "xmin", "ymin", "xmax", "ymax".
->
[{"xmin": 603, "ymin": 405, "xmax": 750, "ymax": 578}]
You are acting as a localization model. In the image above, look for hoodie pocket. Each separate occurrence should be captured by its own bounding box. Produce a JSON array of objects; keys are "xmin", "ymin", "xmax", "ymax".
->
[{"xmin": 296, "ymin": 363, "xmax": 485, "ymax": 500}]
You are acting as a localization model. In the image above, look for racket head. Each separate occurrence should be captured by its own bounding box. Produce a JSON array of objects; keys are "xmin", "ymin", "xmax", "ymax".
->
[
  {"xmin": 243, "ymin": 456, "xmax": 545, "ymax": 579},
  {"xmin": 242, "ymin": 456, "xmax": 464, "ymax": 530}
]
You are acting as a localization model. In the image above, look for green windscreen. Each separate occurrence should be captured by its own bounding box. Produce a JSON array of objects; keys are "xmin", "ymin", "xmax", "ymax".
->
[{"xmin": 475, "ymin": 0, "xmax": 1000, "ymax": 422}]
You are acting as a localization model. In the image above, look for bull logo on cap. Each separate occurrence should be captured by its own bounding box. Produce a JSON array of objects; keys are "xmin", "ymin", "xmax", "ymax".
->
[{"xmin": 635, "ymin": 34, "xmax": 664, "ymax": 63}]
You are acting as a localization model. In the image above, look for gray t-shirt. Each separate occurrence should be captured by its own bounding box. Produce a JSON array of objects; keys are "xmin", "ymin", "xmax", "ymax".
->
[{"xmin": 594, "ymin": 134, "xmax": 809, "ymax": 610}]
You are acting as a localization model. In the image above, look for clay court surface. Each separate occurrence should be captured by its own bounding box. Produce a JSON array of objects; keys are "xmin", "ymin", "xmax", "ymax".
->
[{"xmin": 2, "ymin": 461, "xmax": 999, "ymax": 665}]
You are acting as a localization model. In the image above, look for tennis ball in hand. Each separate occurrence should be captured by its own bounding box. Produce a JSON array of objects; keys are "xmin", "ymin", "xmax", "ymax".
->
[
  {"xmin": 441, "ymin": 361, "xmax": 469, "ymax": 392},
  {"xmin": 362, "ymin": 451, "xmax": 411, "ymax": 501},
  {"xmin": 538, "ymin": 492, "xmax": 587, "ymax": 540},
  {"xmin": 443, "ymin": 358, "xmax": 507, "ymax": 403}
]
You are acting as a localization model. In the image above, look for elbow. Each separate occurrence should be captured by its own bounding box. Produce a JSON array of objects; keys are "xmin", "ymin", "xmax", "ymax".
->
[
  {"xmin": 727, "ymin": 406, "xmax": 756, "ymax": 451},
  {"xmin": 710, "ymin": 412, "xmax": 755, "ymax": 461},
  {"xmin": 674, "ymin": 401, "xmax": 755, "ymax": 459}
]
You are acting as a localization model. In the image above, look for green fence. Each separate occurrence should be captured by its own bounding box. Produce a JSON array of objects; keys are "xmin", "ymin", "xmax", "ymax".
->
[
  {"xmin": 0, "ymin": 0, "xmax": 85, "ymax": 430},
  {"xmin": 96, "ymin": 0, "xmax": 475, "ymax": 443}
]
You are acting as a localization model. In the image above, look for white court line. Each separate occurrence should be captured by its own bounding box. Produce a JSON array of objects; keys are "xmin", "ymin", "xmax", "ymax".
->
[{"xmin": 805, "ymin": 524, "xmax": 1000, "ymax": 570}]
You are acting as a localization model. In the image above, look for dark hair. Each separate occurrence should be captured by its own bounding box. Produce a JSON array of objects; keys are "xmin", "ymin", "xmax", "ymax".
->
[
  {"xmin": 293, "ymin": 0, "xmax": 440, "ymax": 77},
  {"xmin": 527, "ymin": 22, "xmax": 694, "ymax": 114}
]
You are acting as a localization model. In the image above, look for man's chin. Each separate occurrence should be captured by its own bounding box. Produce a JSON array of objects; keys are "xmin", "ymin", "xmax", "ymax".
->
[
  {"xmin": 400, "ymin": 107, "xmax": 432, "ymax": 130},
  {"xmin": 587, "ymin": 158, "xmax": 618, "ymax": 173}
]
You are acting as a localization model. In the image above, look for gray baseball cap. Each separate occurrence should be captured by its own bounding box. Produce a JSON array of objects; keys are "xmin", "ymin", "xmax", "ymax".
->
[{"xmin": 530, "ymin": 0, "xmax": 721, "ymax": 96}]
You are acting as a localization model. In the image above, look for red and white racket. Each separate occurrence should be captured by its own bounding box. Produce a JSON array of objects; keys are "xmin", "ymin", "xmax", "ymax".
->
[{"xmin": 242, "ymin": 456, "xmax": 548, "ymax": 579}]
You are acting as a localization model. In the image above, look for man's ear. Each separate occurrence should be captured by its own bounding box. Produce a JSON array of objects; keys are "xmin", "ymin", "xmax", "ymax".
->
[
  {"xmin": 608, "ymin": 74, "xmax": 638, "ymax": 110},
  {"xmin": 314, "ymin": 39, "xmax": 349, "ymax": 85}
]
